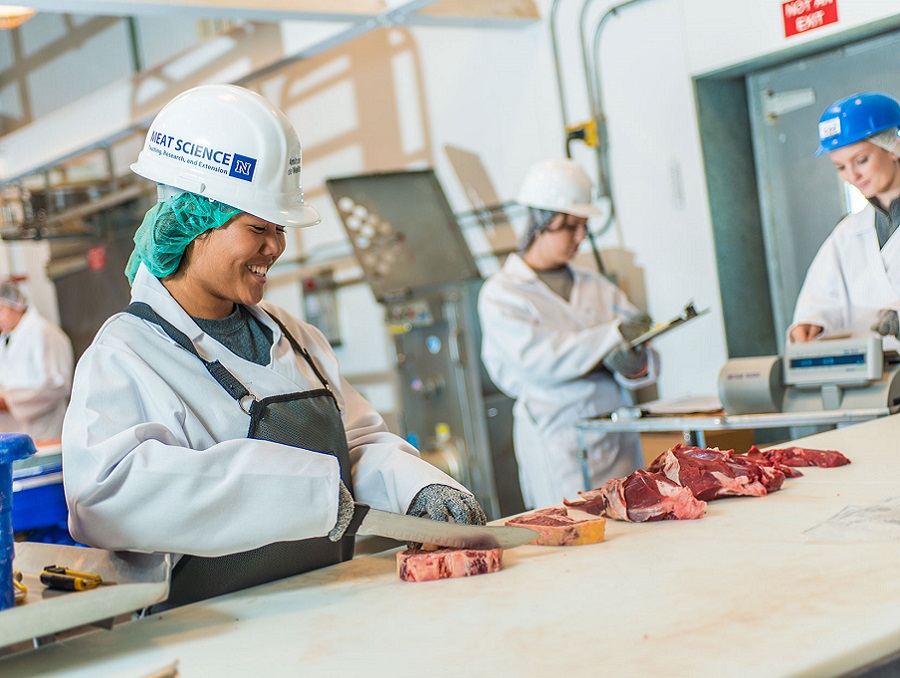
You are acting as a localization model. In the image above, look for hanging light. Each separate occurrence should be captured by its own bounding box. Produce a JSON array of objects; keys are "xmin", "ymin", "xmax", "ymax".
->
[{"xmin": 0, "ymin": 6, "xmax": 36, "ymax": 30}]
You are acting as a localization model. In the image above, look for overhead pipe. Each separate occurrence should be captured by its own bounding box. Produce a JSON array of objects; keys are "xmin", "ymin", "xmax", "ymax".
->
[
  {"xmin": 587, "ymin": 0, "xmax": 650, "ymax": 193},
  {"xmin": 545, "ymin": 0, "xmax": 608, "ymax": 274}
]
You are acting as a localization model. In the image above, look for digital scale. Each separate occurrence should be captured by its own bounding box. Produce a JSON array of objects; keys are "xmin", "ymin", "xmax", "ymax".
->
[{"xmin": 718, "ymin": 336, "xmax": 900, "ymax": 415}]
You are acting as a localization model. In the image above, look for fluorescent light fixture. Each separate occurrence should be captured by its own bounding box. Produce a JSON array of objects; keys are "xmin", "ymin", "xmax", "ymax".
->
[{"xmin": 0, "ymin": 6, "xmax": 36, "ymax": 30}]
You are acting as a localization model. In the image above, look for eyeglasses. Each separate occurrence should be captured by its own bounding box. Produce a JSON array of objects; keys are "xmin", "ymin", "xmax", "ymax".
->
[{"xmin": 544, "ymin": 221, "xmax": 588, "ymax": 235}]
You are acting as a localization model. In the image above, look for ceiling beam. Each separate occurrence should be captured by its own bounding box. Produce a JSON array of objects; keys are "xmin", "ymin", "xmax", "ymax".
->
[{"xmin": 16, "ymin": 0, "xmax": 539, "ymax": 25}]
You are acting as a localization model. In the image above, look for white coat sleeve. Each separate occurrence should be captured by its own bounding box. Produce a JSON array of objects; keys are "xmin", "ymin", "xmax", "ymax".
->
[
  {"xmin": 479, "ymin": 280, "xmax": 632, "ymax": 390},
  {"xmin": 63, "ymin": 338, "xmax": 345, "ymax": 558},
  {"xmin": 789, "ymin": 235, "xmax": 850, "ymax": 337}
]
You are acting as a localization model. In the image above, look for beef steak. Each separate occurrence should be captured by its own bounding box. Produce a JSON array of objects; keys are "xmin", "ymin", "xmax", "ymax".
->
[
  {"xmin": 505, "ymin": 507, "xmax": 606, "ymax": 546},
  {"xmin": 397, "ymin": 547, "xmax": 503, "ymax": 582},
  {"xmin": 565, "ymin": 469, "xmax": 707, "ymax": 523}
]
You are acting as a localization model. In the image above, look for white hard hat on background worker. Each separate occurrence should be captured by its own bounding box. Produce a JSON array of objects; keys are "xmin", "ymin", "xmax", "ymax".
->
[
  {"xmin": 0, "ymin": 281, "xmax": 74, "ymax": 442},
  {"xmin": 63, "ymin": 83, "xmax": 486, "ymax": 611},
  {"xmin": 478, "ymin": 156, "xmax": 658, "ymax": 509},
  {"xmin": 789, "ymin": 91, "xmax": 900, "ymax": 347},
  {"xmin": 516, "ymin": 158, "xmax": 606, "ymax": 217}
]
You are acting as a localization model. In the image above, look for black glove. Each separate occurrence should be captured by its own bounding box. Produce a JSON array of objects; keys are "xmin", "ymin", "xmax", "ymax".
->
[
  {"xmin": 602, "ymin": 343, "xmax": 648, "ymax": 377},
  {"xmin": 871, "ymin": 309, "xmax": 899, "ymax": 339},
  {"xmin": 405, "ymin": 484, "xmax": 487, "ymax": 549},
  {"xmin": 328, "ymin": 481, "xmax": 355, "ymax": 542},
  {"xmin": 617, "ymin": 312, "xmax": 653, "ymax": 342}
]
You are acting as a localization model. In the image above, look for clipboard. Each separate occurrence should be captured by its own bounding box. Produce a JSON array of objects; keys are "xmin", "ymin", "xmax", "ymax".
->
[{"xmin": 629, "ymin": 302, "xmax": 710, "ymax": 349}]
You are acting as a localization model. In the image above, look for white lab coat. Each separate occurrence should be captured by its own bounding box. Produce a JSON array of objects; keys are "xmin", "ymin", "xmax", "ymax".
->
[
  {"xmin": 0, "ymin": 307, "xmax": 74, "ymax": 442},
  {"xmin": 790, "ymin": 206, "xmax": 900, "ymax": 351},
  {"xmin": 478, "ymin": 254, "xmax": 657, "ymax": 509},
  {"xmin": 62, "ymin": 264, "xmax": 467, "ymax": 558}
]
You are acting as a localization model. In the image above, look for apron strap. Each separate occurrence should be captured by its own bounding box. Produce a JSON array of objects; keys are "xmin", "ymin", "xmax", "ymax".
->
[
  {"xmin": 262, "ymin": 309, "xmax": 338, "ymax": 408},
  {"xmin": 124, "ymin": 302, "xmax": 252, "ymax": 404}
]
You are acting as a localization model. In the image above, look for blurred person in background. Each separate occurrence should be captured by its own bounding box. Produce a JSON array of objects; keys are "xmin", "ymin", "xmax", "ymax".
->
[
  {"xmin": 0, "ymin": 280, "xmax": 74, "ymax": 442},
  {"xmin": 478, "ymin": 158, "xmax": 658, "ymax": 510}
]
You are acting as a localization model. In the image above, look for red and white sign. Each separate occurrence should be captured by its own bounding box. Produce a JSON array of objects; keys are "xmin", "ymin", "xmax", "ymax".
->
[
  {"xmin": 86, "ymin": 245, "xmax": 107, "ymax": 272},
  {"xmin": 783, "ymin": 0, "xmax": 839, "ymax": 38}
]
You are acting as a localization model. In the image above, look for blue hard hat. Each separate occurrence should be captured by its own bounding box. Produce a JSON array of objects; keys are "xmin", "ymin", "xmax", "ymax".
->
[{"xmin": 815, "ymin": 92, "xmax": 900, "ymax": 155}]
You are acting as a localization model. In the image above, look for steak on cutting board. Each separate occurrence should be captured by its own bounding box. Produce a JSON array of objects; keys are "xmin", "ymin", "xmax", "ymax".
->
[
  {"xmin": 397, "ymin": 547, "xmax": 503, "ymax": 582},
  {"xmin": 505, "ymin": 507, "xmax": 606, "ymax": 546}
]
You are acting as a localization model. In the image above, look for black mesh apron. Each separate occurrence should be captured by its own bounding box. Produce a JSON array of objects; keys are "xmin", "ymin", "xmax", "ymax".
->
[{"xmin": 125, "ymin": 302, "xmax": 354, "ymax": 610}]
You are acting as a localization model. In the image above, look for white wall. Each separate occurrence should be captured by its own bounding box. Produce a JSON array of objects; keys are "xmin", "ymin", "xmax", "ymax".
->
[{"xmin": 1, "ymin": 0, "xmax": 899, "ymax": 406}]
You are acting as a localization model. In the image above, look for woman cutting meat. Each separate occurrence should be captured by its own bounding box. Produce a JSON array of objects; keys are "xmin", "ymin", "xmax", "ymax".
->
[
  {"xmin": 477, "ymin": 158, "xmax": 658, "ymax": 510},
  {"xmin": 62, "ymin": 84, "xmax": 485, "ymax": 609},
  {"xmin": 789, "ymin": 91, "xmax": 900, "ymax": 347}
]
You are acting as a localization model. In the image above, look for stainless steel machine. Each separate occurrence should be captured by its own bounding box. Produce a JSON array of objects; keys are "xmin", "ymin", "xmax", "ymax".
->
[
  {"xmin": 718, "ymin": 336, "xmax": 900, "ymax": 415},
  {"xmin": 325, "ymin": 169, "xmax": 525, "ymax": 519}
]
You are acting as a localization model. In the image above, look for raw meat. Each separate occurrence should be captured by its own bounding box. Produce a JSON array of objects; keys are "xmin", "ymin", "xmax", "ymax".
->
[
  {"xmin": 647, "ymin": 444, "xmax": 781, "ymax": 500},
  {"xmin": 745, "ymin": 445, "xmax": 850, "ymax": 468},
  {"xmin": 565, "ymin": 469, "xmax": 707, "ymax": 523},
  {"xmin": 505, "ymin": 507, "xmax": 606, "ymax": 546},
  {"xmin": 397, "ymin": 547, "xmax": 503, "ymax": 582}
]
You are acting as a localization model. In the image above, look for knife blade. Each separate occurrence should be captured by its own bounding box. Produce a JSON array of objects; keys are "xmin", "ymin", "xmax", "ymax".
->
[{"xmin": 346, "ymin": 503, "xmax": 535, "ymax": 550}]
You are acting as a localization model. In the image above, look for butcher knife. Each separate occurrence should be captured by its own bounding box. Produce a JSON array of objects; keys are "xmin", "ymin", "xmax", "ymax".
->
[{"xmin": 346, "ymin": 503, "xmax": 535, "ymax": 549}]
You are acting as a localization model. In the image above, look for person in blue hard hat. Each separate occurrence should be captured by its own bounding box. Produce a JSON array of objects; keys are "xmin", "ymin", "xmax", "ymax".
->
[{"xmin": 789, "ymin": 92, "xmax": 900, "ymax": 347}]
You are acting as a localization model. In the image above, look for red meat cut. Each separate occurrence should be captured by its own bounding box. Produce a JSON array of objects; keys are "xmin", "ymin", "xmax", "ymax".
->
[
  {"xmin": 505, "ymin": 507, "xmax": 606, "ymax": 546},
  {"xmin": 647, "ymin": 444, "xmax": 784, "ymax": 501},
  {"xmin": 397, "ymin": 547, "xmax": 503, "ymax": 582},
  {"xmin": 745, "ymin": 445, "xmax": 850, "ymax": 468},
  {"xmin": 565, "ymin": 469, "xmax": 706, "ymax": 522}
]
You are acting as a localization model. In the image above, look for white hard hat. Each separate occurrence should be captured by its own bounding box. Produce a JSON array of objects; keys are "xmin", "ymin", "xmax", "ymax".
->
[
  {"xmin": 516, "ymin": 158, "xmax": 604, "ymax": 218},
  {"xmin": 131, "ymin": 84, "xmax": 321, "ymax": 228}
]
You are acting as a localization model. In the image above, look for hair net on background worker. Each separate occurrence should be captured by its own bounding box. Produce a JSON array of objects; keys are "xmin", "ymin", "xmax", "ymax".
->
[
  {"xmin": 125, "ymin": 190, "xmax": 242, "ymax": 285},
  {"xmin": 0, "ymin": 281, "xmax": 27, "ymax": 310},
  {"xmin": 868, "ymin": 128, "xmax": 900, "ymax": 156},
  {"xmin": 518, "ymin": 207, "xmax": 559, "ymax": 251}
]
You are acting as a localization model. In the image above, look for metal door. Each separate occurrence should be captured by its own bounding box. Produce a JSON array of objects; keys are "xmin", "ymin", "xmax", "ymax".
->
[{"xmin": 747, "ymin": 31, "xmax": 900, "ymax": 346}]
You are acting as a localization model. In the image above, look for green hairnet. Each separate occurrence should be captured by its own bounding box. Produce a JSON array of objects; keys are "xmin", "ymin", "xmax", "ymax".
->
[{"xmin": 125, "ymin": 192, "xmax": 242, "ymax": 285}]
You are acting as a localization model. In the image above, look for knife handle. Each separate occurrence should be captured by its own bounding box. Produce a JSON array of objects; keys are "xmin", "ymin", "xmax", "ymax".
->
[{"xmin": 344, "ymin": 502, "xmax": 370, "ymax": 537}]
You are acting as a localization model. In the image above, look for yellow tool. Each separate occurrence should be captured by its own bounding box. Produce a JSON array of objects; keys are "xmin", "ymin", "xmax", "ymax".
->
[
  {"xmin": 13, "ymin": 570, "xmax": 27, "ymax": 604},
  {"xmin": 565, "ymin": 119, "xmax": 599, "ymax": 148},
  {"xmin": 40, "ymin": 565, "xmax": 103, "ymax": 591}
]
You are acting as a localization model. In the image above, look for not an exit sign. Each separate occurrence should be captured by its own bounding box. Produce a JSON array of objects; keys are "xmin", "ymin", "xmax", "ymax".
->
[{"xmin": 782, "ymin": 0, "xmax": 839, "ymax": 38}]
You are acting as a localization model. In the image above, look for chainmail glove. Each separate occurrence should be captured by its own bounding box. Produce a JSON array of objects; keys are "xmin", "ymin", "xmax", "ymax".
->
[
  {"xmin": 405, "ymin": 484, "xmax": 487, "ymax": 549},
  {"xmin": 602, "ymin": 343, "xmax": 648, "ymax": 377},
  {"xmin": 871, "ymin": 309, "xmax": 900, "ymax": 339},
  {"xmin": 328, "ymin": 481, "xmax": 355, "ymax": 542},
  {"xmin": 617, "ymin": 312, "xmax": 653, "ymax": 342}
]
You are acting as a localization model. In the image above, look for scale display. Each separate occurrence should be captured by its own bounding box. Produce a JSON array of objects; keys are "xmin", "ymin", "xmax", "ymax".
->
[
  {"xmin": 782, "ymin": 337, "xmax": 883, "ymax": 387},
  {"xmin": 789, "ymin": 353, "xmax": 866, "ymax": 369}
]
